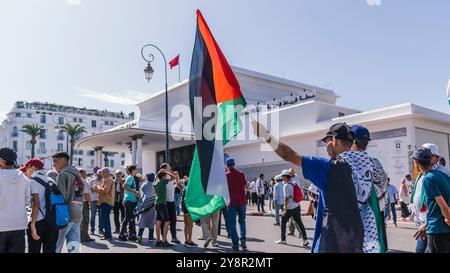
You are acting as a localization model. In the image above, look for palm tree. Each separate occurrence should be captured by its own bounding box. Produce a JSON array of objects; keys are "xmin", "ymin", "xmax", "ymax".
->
[
  {"xmin": 21, "ymin": 124, "xmax": 43, "ymax": 158},
  {"xmin": 58, "ymin": 124, "xmax": 87, "ymax": 165}
]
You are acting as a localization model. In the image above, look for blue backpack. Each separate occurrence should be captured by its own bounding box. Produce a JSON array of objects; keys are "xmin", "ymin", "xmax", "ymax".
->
[{"xmin": 33, "ymin": 176, "xmax": 70, "ymax": 230}]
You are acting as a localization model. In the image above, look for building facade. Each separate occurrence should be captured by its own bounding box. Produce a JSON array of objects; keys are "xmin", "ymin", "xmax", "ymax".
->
[
  {"xmin": 0, "ymin": 101, "xmax": 134, "ymax": 172},
  {"xmin": 76, "ymin": 67, "xmax": 450, "ymax": 187}
]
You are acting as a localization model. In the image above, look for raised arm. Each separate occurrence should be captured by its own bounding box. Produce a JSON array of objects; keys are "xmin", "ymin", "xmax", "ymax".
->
[{"xmin": 252, "ymin": 121, "xmax": 302, "ymax": 167}]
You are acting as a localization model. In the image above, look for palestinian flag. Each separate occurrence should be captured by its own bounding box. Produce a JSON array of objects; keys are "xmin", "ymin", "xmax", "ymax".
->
[{"xmin": 185, "ymin": 10, "xmax": 247, "ymax": 221}]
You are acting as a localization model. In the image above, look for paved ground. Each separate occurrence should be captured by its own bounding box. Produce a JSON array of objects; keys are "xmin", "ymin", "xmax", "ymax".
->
[{"xmin": 74, "ymin": 202, "xmax": 417, "ymax": 253}]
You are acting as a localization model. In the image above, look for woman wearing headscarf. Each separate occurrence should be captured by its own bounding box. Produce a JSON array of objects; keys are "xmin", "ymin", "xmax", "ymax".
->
[{"xmin": 135, "ymin": 173, "xmax": 157, "ymax": 242}]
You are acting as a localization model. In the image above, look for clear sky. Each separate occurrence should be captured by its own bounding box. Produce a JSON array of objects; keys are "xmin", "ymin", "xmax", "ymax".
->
[{"xmin": 0, "ymin": 0, "xmax": 449, "ymax": 121}]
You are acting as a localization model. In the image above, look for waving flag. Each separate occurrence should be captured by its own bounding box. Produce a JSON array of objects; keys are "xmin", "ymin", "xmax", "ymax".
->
[
  {"xmin": 447, "ymin": 79, "xmax": 450, "ymax": 106},
  {"xmin": 185, "ymin": 10, "xmax": 247, "ymax": 221},
  {"xmin": 169, "ymin": 55, "xmax": 179, "ymax": 69}
]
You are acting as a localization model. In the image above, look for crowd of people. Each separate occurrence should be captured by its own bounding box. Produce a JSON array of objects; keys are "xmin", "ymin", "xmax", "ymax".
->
[{"xmin": 0, "ymin": 122, "xmax": 449, "ymax": 253}]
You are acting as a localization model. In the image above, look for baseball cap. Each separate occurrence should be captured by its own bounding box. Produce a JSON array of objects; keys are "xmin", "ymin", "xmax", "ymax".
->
[
  {"xmin": 19, "ymin": 158, "xmax": 44, "ymax": 172},
  {"xmin": 422, "ymin": 143, "xmax": 441, "ymax": 157},
  {"xmin": 275, "ymin": 175, "xmax": 283, "ymax": 181},
  {"xmin": 226, "ymin": 158, "xmax": 235, "ymax": 165},
  {"xmin": 96, "ymin": 169, "xmax": 102, "ymax": 175},
  {"xmin": 93, "ymin": 166, "xmax": 100, "ymax": 174},
  {"xmin": 351, "ymin": 125, "xmax": 371, "ymax": 141},
  {"xmin": 412, "ymin": 147, "xmax": 432, "ymax": 161},
  {"xmin": 280, "ymin": 169, "xmax": 291, "ymax": 177},
  {"xmin": 0, "ymin": 148, "xmax": 17, "ymax": 166},
  {"xmin": 321, "ymin": 123, "xmax": 354, "ymax": 142}
]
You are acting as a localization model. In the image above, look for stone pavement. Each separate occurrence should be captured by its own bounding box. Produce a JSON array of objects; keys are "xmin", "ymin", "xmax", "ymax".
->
[{"xmin": 73, "ymin": 202, "xmax": 417, "ymax": 253}]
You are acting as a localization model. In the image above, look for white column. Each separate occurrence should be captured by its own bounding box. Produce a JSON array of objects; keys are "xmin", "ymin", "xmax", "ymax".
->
[
  {"xmin": 136, "ymin": 137, "xmax": 143, "ymax": 173},
  {"xmin": 131, "ymin": 137, "xmax": 137, "ymax": 166},
  {"xmin": 94, "ymin": 149, "xmax": 99, "ymax": 168},
  {"xmin": 98, "ymin": 150, "xmax": 103, "ymax": 168}
]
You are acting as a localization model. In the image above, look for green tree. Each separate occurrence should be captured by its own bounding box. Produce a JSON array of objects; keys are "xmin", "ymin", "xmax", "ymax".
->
[
  {"xmin": 57, "ymin": 124, "xmax": 87, "ymax": 165},
  {"xmin": 21, "ymin": 124, "xmax": 43, "ymax": 158}
]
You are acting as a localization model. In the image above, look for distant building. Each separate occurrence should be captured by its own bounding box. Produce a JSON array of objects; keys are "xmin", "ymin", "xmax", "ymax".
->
[
  {"xmin": 76, "ymin": 67, "xmax": 450, "ymax": 187},
  {"xmin": 0, "ymin": 101, "xmax": 134, "ymax": 172}
]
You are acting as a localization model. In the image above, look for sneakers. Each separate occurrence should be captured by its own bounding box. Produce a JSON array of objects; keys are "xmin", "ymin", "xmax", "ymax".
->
[
  {"xmin": 100, "ymin": 236, "xmax": 112, "ymax": 241},
  {"xmin": 232, "ymin": 245, "xmax": 240, "ymax": 252},
  {"xmin": 171, "ymin": 238, "xmax": 181, "ymax": 244},
  {"xmin": 185, "ymin": 241, "xmax": 197, "ymax": 248},
  {"xmin": 211, "ymin": 242, "xmax": 219, "ymax": 247},
  {"xmin": 155, "ymin": 241, "xmax": 163, "ymax": 247},
  {"xmin": 302, "ymin": 239, "xmax": 309, "ymax": 247},
  {"xmin": 162, "ymin": 241, "xmax": 173, "ymax": 248},
  {"xmin": 273, "ymin": 223, "xmax": 280, "ymax": 226},
  {"xmin": 128, "ymin": 235, "xmax": 137, "ymax": 241},
  {"xmin": 240, "ymin": 242, "xmax": 248, "ymax": 251},
  {"xmin": 136, "ymin": 236, "xmax": 143, "ymax": 243},
  {"xmin": 204, "ymin": 237, "xmax": 212, "ymax": 248},
  {"xmin": 275, "ymin": 239, "xmax": 287, "ymax": 244},
  {"xmin": 118, "ymin": 235, "xmax": 128, "ymax": 241}
]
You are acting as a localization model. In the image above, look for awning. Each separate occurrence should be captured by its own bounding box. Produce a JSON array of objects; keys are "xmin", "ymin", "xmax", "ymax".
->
[{"xmin": 76, "ymin": 128, "xmax": 194, "ymax": 153}]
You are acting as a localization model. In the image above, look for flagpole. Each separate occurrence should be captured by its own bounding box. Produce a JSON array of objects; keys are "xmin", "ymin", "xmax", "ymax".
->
[{"xmin": 178, "ymin": 55, "xmax": 181, "ymax": 83}]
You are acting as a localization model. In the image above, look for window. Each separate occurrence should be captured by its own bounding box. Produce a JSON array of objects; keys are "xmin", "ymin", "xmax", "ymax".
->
[
  {"xmin": 121, "ymin": 153, "xmax": 125, "ymax": 158},
  {"xmin": 78, "ymin": 158, "xmax": 83, "ymax": 167},
  {"xmin": 121, "ymin": 161, "xmax": 125, "ymax": 166},
  {"xmin": 90, "ymin": 159, "xmax": 95, "ymax": 168},
  {"xmin": 40, "ymin": 115, "xmax": 46, "ymax": 124},
  {"xmin": 27, "ymin": 113, "xmax": 32, "ymax": 118},
  {"xmin": 26, "ymin": 141, "xmax": 32, "ymax": 150},
  {"xmin": 38, "ymin": 142, "xmax": 46, "ymax": 154},
  {"xmin": 13, "ymin": 141, "xmax": 18, "ymax": 152},
  {"xmin": 78, "ymin": 118, "xmax": 83, "ymax": 123},
  {"xmin": 109, "ymin": 160, "xmax": 115, "ymax": 168},
  {"xmin": 57, "ymin": 131, "xmax": 64, "ymax": 140},
  {"xmin": 15, "ymin": 113, "xmax": 21, "ymax": 118},
  {"xmin": 12, "ymin": 127, "xmax": 18, "ymax": 137},
  {"xmin": 57, "ymin": 143, "xmax": 64, "ymax": 152},
  {"xmin": 88, "ymin": 151, "xmax": 95, "ymax": 156},
  {"xmin": 91, "ymin": 120, "xmax": 97, "ymax": 128},
  {"xmin": 39, "ymin": 129, "xmax": 47, "ymax": 139},
  {"xmin": 78, "ymin": 150, "xmax": 84, "ymax": 156},
  {"xmin": 73, "ymin": 118, "xmax": 77, "ymax": 122},
  {"xmin": 58, "ymin": 117, "xmax": 64, "ymax": 125},
  {"xmin": 338, "ymin": 112, "xmax": 345, "ymax": 117}
]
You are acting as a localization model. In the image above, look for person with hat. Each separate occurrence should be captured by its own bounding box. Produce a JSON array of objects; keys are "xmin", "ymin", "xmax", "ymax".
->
[
  {"xmin": 275, "ymin": 169, "xmax": 309, "ymax": 246},
  {"xmin": 413, "ymin": 147, "xmax": 450, "ymax": 253},
  {"xmin": 350, "ymin": 125, "xmax": 388, "ymax": 253},
  {"xmin": 23, "ymin": 158, "xmax": 61, "ymax": 252},
  {"xmin": 225, "ymin": 158, "xmax": 248, "ymax": 251},
  {"xmin": 136, "ymin": 172, "xmax": 157, "ymax": 243},
  {"xmin": 273, "ymin": 175, "xmax": 285, "ymax": 226},
  {"xmin": 253, "ymin": 121, "xmax": 364, "ymax": 253},
  {"xmin": 411, "ymin": 143, "xmax": 450, "ymax": 252},
  {"xmin": 94, "ymin": 168, "xmax": 115, "ymax": 241},
  {"xmin": 88, "ymin": 169, "xmax": 104, "ymax": 235},
  {"xmin": 78, "ymin": 168, "xmax": 94, "ymax": 243},
  {"xmin": 113, "ymin": 169, "xmax": 125, "ymax": 234},
  {"xmin": 0, "ymin": 148, "xmax": 30, "ymax": 253}
]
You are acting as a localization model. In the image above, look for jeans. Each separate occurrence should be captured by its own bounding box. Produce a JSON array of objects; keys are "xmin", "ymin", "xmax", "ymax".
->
[
  {"xmin": 27, "ymin": 220, "xmax": 58, "ymax": 253},
  {"xmin": 174, "ymin": 192, "xmax": 181, "ymax": 216},
  {"xmin": 113, "ymin": 201, "xmax": 125, "ymax": 231},
  {"xmin": 167, "ymin": 201, "xmax": 178, "ymax": 240},
  {"xmin": 281, "ymin": 206, "xmax": 307, "ymax": 241},
  {"xmin": 100, "ymin": 203, "xmax": 112, "ymax": 238},
  {"xmin": 227, "ymin": 205, "xmax": 247, "ymax": 247},
  {"xmin": 274, "ymin": 204, "xmax": 284, "ymax": 224},
  {"xmin": 218, "ymin": 207, "xmax": 229, "ymax": 236},
  {"xmin": 120, "ymin": 201, "xmax": 137, "ymax": 237},
  {"xmin": 56, "ymin": 222, "xmax": 81, "ymax": 253},
  {"xmin": 257, "ymin": 195, "xmax": 265, "ymax": 212},
  {"xmin": 415, "ymin": 237, "xmax": 427, "ymax": 253},
  {"xmin": 385, "ymin": 203, "xmax": 397, "ymax": 225},
  {"xmin": 89, "ymin": 201, "xmax": 100, "ymax": 233},
  {"xmin": 0, "ymin": 230, "xmax": 25, "ymax": 253}
]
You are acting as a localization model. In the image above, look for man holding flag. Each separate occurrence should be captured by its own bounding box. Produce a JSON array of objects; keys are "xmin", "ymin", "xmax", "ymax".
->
[{"xmin": 184, "ymin": 9, "xmax": 247, "ymax": 253}]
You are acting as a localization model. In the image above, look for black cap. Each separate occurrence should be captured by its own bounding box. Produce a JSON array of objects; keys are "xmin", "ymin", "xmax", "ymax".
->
[
  {"xmin": 412, "ymin": 147, "xmax": 432, "ymax": 161},
  {"xmin": 0, "ymin": 148, "xmax": 17, "ymax": 166},
  {"xmin": 321, "ymin": 123, "xmax": 354, "ymax": 142}
]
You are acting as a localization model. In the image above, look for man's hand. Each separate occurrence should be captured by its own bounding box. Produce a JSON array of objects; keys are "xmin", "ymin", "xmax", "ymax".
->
[
  {"xmin": 31, "ymin": 223, "xmax": 40, "ymax": 241},
  {"xmin": 445, "ymin": 218, "xmax": 450, "ymax": 227},
  {"xmin": 414, "ymin": 224, "xmax": 427, "ymax": 240},
  {"xmin": 281, "ymin": 210, "xmax": 287, "ymax": 217},
  {"xmin": 88, "ymin": 201, "xmax": 93, "ymax": 209}
]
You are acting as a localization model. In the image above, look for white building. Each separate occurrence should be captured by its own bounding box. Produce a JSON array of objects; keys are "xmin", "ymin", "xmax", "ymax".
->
[
  {"xmin": 76, "ymin": 67, "xmax": 450, "ymax": 187},
  {"xmin": 0, "ymin": 101, "xmax": 134, "ymax": 172}
]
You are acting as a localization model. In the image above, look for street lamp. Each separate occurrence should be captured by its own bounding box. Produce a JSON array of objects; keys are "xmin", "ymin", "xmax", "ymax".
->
[{"xmin": 141, "ymin": 44, "xmax": 170, "ymax": 163}]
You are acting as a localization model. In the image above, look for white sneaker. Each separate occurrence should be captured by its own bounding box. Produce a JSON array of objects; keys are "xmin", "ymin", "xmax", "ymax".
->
[
  {"xmin": 302, "ymin": 239, "xmax": 309, "ymax": 247},
  {"xmin": 275, "ymin": 239, "xmax": 287, "ymax": 244},
  {"xmin": 204, "ymin": 237, "xmax": 212, "ymax": 248},
  {"xmin": 212, "ymin": 242, "xmax": 219, "ymax": 247}
]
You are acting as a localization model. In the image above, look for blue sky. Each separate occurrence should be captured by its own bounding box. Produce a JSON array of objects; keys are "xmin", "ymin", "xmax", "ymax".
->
[{"xmin": 0, "ymin": 0, "xmax": 449, "ymax": 121}]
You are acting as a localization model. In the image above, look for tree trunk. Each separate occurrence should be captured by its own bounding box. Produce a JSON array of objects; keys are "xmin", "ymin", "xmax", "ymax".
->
[
  {"xmin": 31, "ymin": 138, "xmax": 36, "ymax": 158},
  {"xmin": 70, "ymin": 138, "xmax": 75, "ymax": 165}
]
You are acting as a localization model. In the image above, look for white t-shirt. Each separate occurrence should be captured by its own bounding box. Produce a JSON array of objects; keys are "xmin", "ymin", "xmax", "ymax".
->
[
  {"xmin": 256, "ymin": 179, "xmax": 265, "ymax": 195},
  {"xmin": 283, "ymin": 182, "xmax": 300, "ymax": 210},
  {"xmin": 166, "ymin": 179, "xmax": 176, "ymax": 202},
  {"xmin": 89, "ymin": 178, "xmax": 103, "ymax": 201},
  {"xmin": 249, "ymin": 181, "xmax": 257, "ymax": 193},
  {"xmin": 30, "ymin": 171, "xmax": 55, "ymax": 222}
]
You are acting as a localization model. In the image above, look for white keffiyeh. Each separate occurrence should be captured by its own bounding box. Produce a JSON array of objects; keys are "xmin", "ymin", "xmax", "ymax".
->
[{"xmin": 339, "ymin": 151, "xmax": 381, "ymax": 253}]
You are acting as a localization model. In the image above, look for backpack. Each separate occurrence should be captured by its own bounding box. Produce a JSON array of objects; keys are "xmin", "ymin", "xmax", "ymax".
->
[
  {"xmin": 289, "ymin": 182, "xmax": 304, "ymax": 203},
  {"xmin": 33, "ymin": 176, "xmax": 70, "ymax": 231}
]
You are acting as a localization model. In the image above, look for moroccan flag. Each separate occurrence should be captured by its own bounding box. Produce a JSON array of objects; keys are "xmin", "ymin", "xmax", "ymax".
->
[
  {"xmin": 169, "ymin": 55, "xmax": 179, "ymax": 69},
  {"xmin": 185, "ymin": 10, "xmax": 247, "ymax": 221}
]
